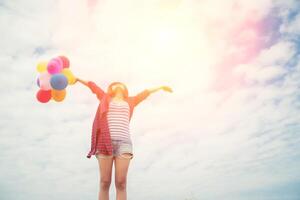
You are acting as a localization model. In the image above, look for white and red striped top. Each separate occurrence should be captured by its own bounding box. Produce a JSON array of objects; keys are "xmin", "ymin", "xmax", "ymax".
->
[{"xmin": 107, "ymin": 100, "xmax": 131, "ymax": 141}]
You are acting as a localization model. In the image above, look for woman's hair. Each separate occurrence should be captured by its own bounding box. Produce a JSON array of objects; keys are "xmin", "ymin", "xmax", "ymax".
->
[{"xmin": 107, "ymin": 81, "xmax": 128, "ymax": 98}]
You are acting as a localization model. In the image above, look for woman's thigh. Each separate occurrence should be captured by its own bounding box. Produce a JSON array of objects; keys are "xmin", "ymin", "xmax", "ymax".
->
[
  {"xmin": 114, "ymin": 154, "xmax": 132, "ymax": 183},
  {"xmin": 114, "ymin": 141, "xmax": 133, "ymax": 182},
  {"xmin": 97, "ymin": 154, "xmax": 114, "ymax": 182}
]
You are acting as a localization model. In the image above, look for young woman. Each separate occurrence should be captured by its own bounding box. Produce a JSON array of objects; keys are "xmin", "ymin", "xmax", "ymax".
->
[{"xmin": 75, "ymin": 77, "xmax": 172, "ymax": 200}]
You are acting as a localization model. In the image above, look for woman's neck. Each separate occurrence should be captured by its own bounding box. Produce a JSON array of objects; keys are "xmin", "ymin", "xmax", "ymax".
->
[
  {"xmin": 112, "ymin": 90, "xmax": 125, "ymax": 101},
  {"xmin": 112, "ymin": 96, "xmax": 124, "ymax": 101}
]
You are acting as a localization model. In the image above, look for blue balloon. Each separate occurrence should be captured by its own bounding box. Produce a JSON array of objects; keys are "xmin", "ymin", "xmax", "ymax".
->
[{"xmin": 50, "ymin": 73, "xmax": 68, "ymax": 90}]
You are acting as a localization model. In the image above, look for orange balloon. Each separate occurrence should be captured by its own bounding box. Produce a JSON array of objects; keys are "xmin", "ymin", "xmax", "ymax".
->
[{"xmin": 51, "ymin": 89, "xmax": 66, "ymax": 102}]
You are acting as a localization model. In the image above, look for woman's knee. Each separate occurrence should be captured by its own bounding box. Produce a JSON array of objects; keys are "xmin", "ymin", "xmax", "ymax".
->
[
  {"xmin": 115, "ymin": 179, "xmax": 127, "ymax": 190},
  {"xmin": 100, "ymin": 179, "xmax": 111, "ymax": 190}
]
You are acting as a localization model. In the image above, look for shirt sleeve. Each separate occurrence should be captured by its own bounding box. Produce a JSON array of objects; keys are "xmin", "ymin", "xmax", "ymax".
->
[
  {"xmin": 131, "ymin": 89, "xmax": 151, "ymax": 106},
  {"xmin": 87, "ymin": 81, "xmax": 106, "ymax": 100}
]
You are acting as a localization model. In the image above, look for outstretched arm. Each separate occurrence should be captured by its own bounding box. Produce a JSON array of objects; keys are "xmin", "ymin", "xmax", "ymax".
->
[
  {"xmin": 75, "ymin": 77, "xmax": 106, "ymax": 100},
  {"xmin": 148, "ymin": 85, "xmax": 173, "ymax": 94},
  {"xmin": 131, "ymin": 85, "xmax": 173, "ymax": 106}
]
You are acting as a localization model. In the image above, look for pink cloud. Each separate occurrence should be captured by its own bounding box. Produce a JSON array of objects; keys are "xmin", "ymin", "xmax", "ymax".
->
[{"xmin": 209, "ymin": 12, "xmax": 273, "ymax": 92}]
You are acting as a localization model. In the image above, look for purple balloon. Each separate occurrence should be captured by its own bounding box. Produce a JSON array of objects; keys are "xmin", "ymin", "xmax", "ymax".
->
[
  {"xmin": 37, "ymin": 77, "xmax": 40, "ymax": 87},
  {"xmin": 47, "ymin": 58, "xmax": 63, "ymax": 74}
]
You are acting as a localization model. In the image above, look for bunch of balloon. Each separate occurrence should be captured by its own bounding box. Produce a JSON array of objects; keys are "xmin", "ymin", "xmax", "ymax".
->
[{"xmin": 36, "ymin": 56, "xmax": 76, "ymax": 103}]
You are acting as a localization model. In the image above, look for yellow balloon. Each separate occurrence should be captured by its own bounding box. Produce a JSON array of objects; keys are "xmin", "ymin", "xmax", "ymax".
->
[
  {"xmin": 51, "ymin": 89, "xmax": 66, "ymax": 102},
  {"xmin": 61, "ymin": 68, "xmax": 76, "ymax": 85},
  {"xmin": 36, "ymin": 61, "xmax": 48, "ymax": 73}
]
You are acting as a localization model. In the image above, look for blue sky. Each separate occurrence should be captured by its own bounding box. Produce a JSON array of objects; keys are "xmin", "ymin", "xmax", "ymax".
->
[{"xmin": 0, "ymin": 0, "xmax": 300, "ymax": 200}]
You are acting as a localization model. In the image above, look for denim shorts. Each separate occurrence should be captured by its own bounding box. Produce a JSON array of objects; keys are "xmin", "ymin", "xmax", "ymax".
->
[{"xmin": 96, "ymin": 139, "xmax": 133, "ymax": 160}]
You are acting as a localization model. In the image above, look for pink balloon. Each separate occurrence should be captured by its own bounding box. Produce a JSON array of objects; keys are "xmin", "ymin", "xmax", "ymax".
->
[
  {"xmin": 58, "ymin": 56, "xmax": 70, "ymax": 68},
  {"xmin": 47, "ymin": 58, "xmax": 63, "ymax": 74},
  {"xmin": 39, "ymin": 71, "xmax": 52, "ymax": 90},
  {"xmin": 55, "ymin": 57, "xmax": 64, "ymax": 68}
]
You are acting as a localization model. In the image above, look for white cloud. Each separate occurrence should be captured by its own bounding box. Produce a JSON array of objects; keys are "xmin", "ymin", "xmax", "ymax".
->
[
  {"xmin": 234, "ymin": 63, "xmax": 286, "ymax": 84},
  {"xmin": 233, "ymin": 41, "xmax": 296, "ymax": 84},
  {"xmin": 257, "ymin": 41, "xmax": 297, "ymax": 65}
]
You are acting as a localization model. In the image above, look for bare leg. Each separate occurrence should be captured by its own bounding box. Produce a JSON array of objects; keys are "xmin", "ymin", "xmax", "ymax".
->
[
  {"xmin": 114, "ymin": 153, "xmax": 133, "ymax": 200},
  {"xmin": 97, "ymin": 154, "xmax": 114, "ymax": 200}
]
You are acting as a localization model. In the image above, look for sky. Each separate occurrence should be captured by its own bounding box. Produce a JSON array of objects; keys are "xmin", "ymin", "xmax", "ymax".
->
[{"xmin": 0, "ymin": 0, "xmax": 300, "ymax": 199}]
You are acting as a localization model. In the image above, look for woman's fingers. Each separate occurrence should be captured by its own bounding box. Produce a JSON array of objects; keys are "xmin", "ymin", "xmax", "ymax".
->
[{"xmin": 161, "ymin": 86, "xmax": 173, "ymax": 93}]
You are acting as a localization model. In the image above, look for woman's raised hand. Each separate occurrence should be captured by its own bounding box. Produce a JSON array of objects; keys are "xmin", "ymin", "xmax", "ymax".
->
[
  {"xmin": 148, "ymin": 85, "xmax": 173, "ymax": 94},
  {"xmin": 75, "ymin": 77, "xmax": 89, "ymax": 86},
  {"xmin": 74, "ymin": 77, "xmax": 79, "ymax": 84},
  {"xmin": 161, "ymin": 86, "xmax": 173, "ymax": 93}
]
